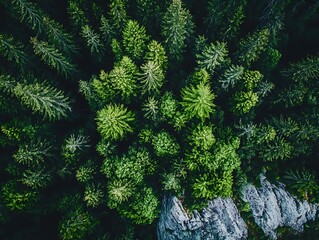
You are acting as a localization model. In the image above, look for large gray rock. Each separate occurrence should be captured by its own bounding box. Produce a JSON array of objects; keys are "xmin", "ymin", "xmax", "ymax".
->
[
  {"xmin": 241, "ymin": 174, "xmax": 319, "ymax": 240},
  {"xmin": 158, "ymin": 175, "xmax": 318, "ymax": 240},
  {"xmin": 157, "ymin": 196, "xmax": 248, "ymax": 240}
]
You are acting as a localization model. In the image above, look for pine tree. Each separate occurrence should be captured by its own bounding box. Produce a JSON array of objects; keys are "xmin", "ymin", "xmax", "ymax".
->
[
  {"xmin": 109, "ymin": 0, "xmax": 128, "ymax": 33},
  {"xmin": 236, "ymin": 28, "xmax": 270, "ymax": 67},
  {"xmin": 21, "ymin": 168, "xmax": 52, "ymax": 189},
  {"xmin": 161, "ymin": 0, "xmax": 194, "ymax": 61},
  {"xmin": 139, "ymin": 61, "xmax": 165, "ymax": 94},
  {"xmin": 197, "ymin": 41, "xmax": 228, "ymax": 74},
  {"xmin": 30, "ymin": 37, "xmax": 76, "ymax": 77},
  {"xmin": 152, "ymin": 131, "xmax": 180, "ymax": 157},
  {"xmin": 0, "ymin": 34, "xmax": 27, "ymax": 67},
  {"xmin": 81, "ymin": 25, "xmax": 105, "ymax": 56},
  {"xmin": 181, "ymin": 82, "xmax": 216, "ymax": 121},
  {"xmin": 96, "ymin": 104, "xmax": 135, "ymax": 141},
  {"xmin": 11, "ymin": 0, "xmax": 45, "ymax": 33},
  {"xmin": 219, "ymin": 65, "xmax": 244, "ymax": 90},
  {"xmin": 13, "ymin": 140, "xmax": 52, "ymax": 166},
  {"xmin": 13, "ymin": 81, "xmax": 71, "ymax": 120},
  {"xmin": 283, "ymin": 55, "xmax": 319, "ymax": 83},
  {"xmin": 145, "ymin": 40, "xmax": 168, "ymax": 73},
  {"xmin": 231, "ymin": 91, "xmax": 258, "ymax": 115},
  {"xmin": 68, "ymin": 0, "xmax": 89, "ymax": 29},
  {"xmin": 122, "ymin": 20, "xmax": 149, "ymax": 60}
]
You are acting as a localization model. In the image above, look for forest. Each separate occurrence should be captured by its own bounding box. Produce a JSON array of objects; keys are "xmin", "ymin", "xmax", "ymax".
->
[{"xmin": 0, "ymin": 0, "xmax": 319, "ymax": 239}]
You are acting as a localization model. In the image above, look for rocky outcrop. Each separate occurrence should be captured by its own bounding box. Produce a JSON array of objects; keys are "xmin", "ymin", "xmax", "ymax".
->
[
  {"xmin": 241, "ymin": 174, "xmax": 318, "ymax": 239},
  {"xmin": 158, "ymin": 175, "xmax": 318, "ymax": 240},
  {"xmin": 157, "ymin": 196, "xmax": 248, "ymax": 240}
]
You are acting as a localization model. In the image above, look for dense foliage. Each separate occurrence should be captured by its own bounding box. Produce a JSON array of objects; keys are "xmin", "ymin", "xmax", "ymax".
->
[{"xmin": 1, "ymin": 0, "xmax": 319, "ymax": 239}]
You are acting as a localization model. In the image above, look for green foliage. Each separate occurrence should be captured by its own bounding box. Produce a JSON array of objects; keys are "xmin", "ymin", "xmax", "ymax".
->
[
  {"xmin": 20, "ymin": 168, "xmax": 52, "ymax": 189},
  {"xmin": 152, "ymin": 131, "xmax": 180, "ymax": 157},
  {"xmin": 188, "ymin": 124, "xmax": 215, "ymax": 151},
  {"xmin": 181, "ymin": 82, "xmax": 216, "ymax": 121},
  {"xmin": 122, "ymin": 20, "xmax": 149, "ymax": 60},
  {"xmin": 237, "ymin": 28, "xmax": 270, "ymax": 67},
  {"xmin": 284, "ymin": 169, "xmax": 319, "ymax": 200},
  {"xmin": 84, "ymin": 184, "xmax": 105, "ymax": 208},
  {"xmin": 219, "ymin": 65, "xmax": 244, "ymax": 90},
  {"xmin": 119, "ymin": 186, "xmax": 159, "ymax": 224},
  {"xmin": 242, "ymin": 70, "xmax": 263, "ymax": 90},
  {"xmin": 13, "ymin": 82, "xmax": 71, "ymax": 120},
  {"xmin": 192, "ymin": 171, "xmax": 233, "ymax": 199},
  {"xmin": 142, "ymin": 97, "xmax": 159, "ymax": 120},
  {"xmin": 30, "ymin": 37, "xmax": 75, "ymax": 77},
  {"xmin": 160, "ymin": 92, "xmax": 178, "ymax": 120},
  {"xmin": 76, "ymin": 162, "xmax": 96, "ymax": 184},
  {"xmin": 93, "ymin": 56, "xmax": 138, "ymax": 102},
  {"xmin": 161, "ymin": 0, "xmax": 194, "ymax": 61},
  {"xmin": 283, "ymin": 55, "xmax": 319, "ymax": 83},
  {"xmin": 13, "ymin": 140, "xmax": 52, "ymax": 166},
  {"xmin": 259, "ymin": 137, "xmax": 292, "ymax": 161},
  {"xmin": 81, "ymin": 25, "xmax": 105, "ymax": 56},
  {"xmin": 145, "ymin": 40, "xmax": 168, "ymax": 72},
  {"xmin": 139, "ymin": 61, "xmax": 165, "ymax": 94},
  {"xmin": 68, "ymin": 1, "xmax": 89, "ymax": 29},
  {"xmin": 97, "ymin": 104, "xmax": 134, "ymax": 141},
  {"xmin": 0, "ymin": 34, "xmax": 27, "ymax": 66},
  {"xmin": 197, "ymin": 41, "xmax": 228, "ymax": 73},
  {"xmin": 232, "ymin": 91, "xmax": 259, "ymax": 115},
  {"xmin": 109, "ymin": 0, "xmax": 128, "ymax": 32},
  {"xmin": 1, "ymin": 181, "xmax": 37, "ymax": 211},
  {"xmin": 59, "ymin": 210, "xmax": 97, "ymax": 240}
]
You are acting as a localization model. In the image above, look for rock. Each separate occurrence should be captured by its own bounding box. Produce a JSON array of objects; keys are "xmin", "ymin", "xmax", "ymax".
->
[
  {"xmin": 158, "ymin": 175, "xmax": 318, "ymax": 240},
  {"xmin": 157, "ymin": 195, "xmax": 248, "ymax": 240},
  {"xmin": 241, "ymin": 174, "xmax": 319, "ymax": 239}
]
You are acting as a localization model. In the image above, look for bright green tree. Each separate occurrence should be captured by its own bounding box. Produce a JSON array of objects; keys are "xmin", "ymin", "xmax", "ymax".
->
[
  {"xmin": 96, "ymin": 104, "xmax": 135, "ymax": 141},
  {"xmin": 181, "ymin": 82, "xmax": 216, "ymax": 121}
]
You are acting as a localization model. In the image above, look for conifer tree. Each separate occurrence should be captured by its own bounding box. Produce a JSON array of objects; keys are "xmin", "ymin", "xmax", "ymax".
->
[
  {"xmin": 96, "ymin": 104, "xmax": 135, "ymax": 141},
  {"xmin": 81, "ymin": 25, "xmax": 105, "ymax": 56},
  {"xmin": 0, "ymin": 34, "xmax": 27, "ymax": 67},
  {"xmin": 13, "ymin": 81, "xmax": 71, "ymax": 121},
  {"xmin": 122, "ymin": 20, "xmax": 149, "ymax": 60},
  {"xmin": 30, "ymin": 37, "xmax": 76, "ymax": 77},
  {"xmin": 181, "ymin": 82, "xmax": 216, "ymax": 121},
  {"xmin": 139, "ymin": 61, "xmax": 165, "ymax": 94},
  {"xmin": 161, "ymin": 0, "xmax": 194, "ymax": 61},
  {"xmin": 197, "ymin": 41, "xmax": 228, "ymax": 73},
  {"xmin": 109, "ymin": 0, "xmax": 128, "ymax": 33},
  {"xmin": 236, "ymin": 28, "xmax": 270, "ymax": 67}
]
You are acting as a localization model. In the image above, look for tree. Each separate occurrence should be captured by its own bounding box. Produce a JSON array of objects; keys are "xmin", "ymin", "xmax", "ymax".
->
[
  {"xmin": 30, "ymin": 37, "xmax": 76, "ymax": 77},
  {"xmin": 142, "ymin": 97, "xmax": 159, "ymax": 120},
  {"xmin": 59, "ymin": 210, "xmax": 97, "ymax": 240},
  {"xmin": 13, "ymin": 140, "xmax": 52, "ymax": 166},
  {"xmin": 283, "ymin": 55, "xmax": 319, "ymax": 83},
  {"xmin": 96, "ymin": 104, "xmax": 135, "ymax": 141},
  {"xmin": 139, "ymin": 61, "xmax": 165, "ymax": 94},
  {"xmin": 145, "ymin": 40, "xmax": 168, "ymax": 73},
  {"xmin": 152, "ymin": 131, "xmax": 180, "ymax": 157},
  {"xmin": 81, "ymin": 25, "xmax": 105, "ymax": 56},
  {"xmin": 231, "ymin": 91, "xmax": 259, "ymax": 115},
  {"xmin": 219, "ymin": 65, "xmax": 244, "ymax": 90},
  {"xmin": 197, "ymin": 41, "xmax": 228, "ymax": 73},
  {"xmin": 68, "ymin": 1, "xmax": 89, "ymax": 29},
  {"xmin": 236, "ymin": 28, "xmax": 270, "ymax": 67},
  {"xmin": 188, "ymin": 124, "xmax": 215, "ymax": 151},
  {"xmin": 109, "ymin": 0, "xmax": 128, "ymax": 33},
  {"xmin": 0, "ymin": 34, "xmax": 27, "ymax": 67},
  {"xmin": 84, "ymin": 184, "xmax": 104, "ymax": 208},
  {"xmin": 181, "ymin": 82, "xmax": 216, "ymax": 121},
  {"xmin": 161, "ymin": 0, "xmax": 194, "ymax": 61},
  {"xmin": 13, "ymin": 81, "xmax": 71, "ymax": 120},
  {"xmin": 20, "ymin": 168, "xmax": 52, "ymax": 189},
  {"xmin": 122, "ymin": 20, "xmax": 149, "ymax": 60},
  {"xmin": 1, "ymin": 181, "xmax": 37, "ymax": 211}
]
